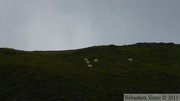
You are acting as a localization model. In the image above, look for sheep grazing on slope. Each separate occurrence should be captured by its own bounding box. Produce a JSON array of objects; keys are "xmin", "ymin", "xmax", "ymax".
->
[
  {"xmin": 84, "ymin": 58, "xmax": 88, "ymax": 61},
  {"xmin": 88, "ymin": 64, "xmax": 93, "ymax": 68},
  {"xmin": 128, "ymin": 58, "xmax": 133, "ymax": 62},
  {"xmin": 86, "ymin": 60, "xmax": 90, "ymax": 64},
  {"xmin": 94, "ymin": 59, "xmax": 98, "ymax": 63}
]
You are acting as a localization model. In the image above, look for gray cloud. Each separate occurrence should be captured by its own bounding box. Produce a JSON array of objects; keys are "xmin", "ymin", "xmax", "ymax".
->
[{"xmin": 0, "ymin": 0, "xmax": 180, "ymax": 50}]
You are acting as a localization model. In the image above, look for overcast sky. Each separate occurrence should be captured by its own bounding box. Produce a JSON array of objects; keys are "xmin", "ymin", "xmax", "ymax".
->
[{"xmin": 0, "ymin": 0, "xmax": 180, "ymax": 50}]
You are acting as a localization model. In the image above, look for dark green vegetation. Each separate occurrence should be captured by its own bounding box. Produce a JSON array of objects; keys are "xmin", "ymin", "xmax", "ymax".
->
[{"xmin": 0, "ymin": 43, "xmax": 180, "ymax": 101}]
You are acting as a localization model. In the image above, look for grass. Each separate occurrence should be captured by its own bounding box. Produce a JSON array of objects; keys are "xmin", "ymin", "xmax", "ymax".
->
[{"xmin": 0, "ymin": 42, "xmax": 180, "ymax": 101}]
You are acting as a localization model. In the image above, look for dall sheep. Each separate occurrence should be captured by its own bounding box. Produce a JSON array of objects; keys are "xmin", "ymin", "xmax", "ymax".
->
[
  {"xmin": 88, "ymin": 64, "xmax": 93, "ymax": 68},
  {"xmin": 84, "ymin": 58, "xmax": 88, "ymax": 61},
  {"xmin": 94, "ymin": 59, "xmax": 98, "ymax": 63},
  {"xmin": 128, "ymin": 58, "xmax": 133, "ymax": 62},
  {"xmin": 86, "ymin": 61, "xmax": 90, "ymax": 64}
]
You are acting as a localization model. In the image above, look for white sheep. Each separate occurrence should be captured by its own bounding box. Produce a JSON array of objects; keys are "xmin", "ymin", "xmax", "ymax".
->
[
  {"xmin": 94, "ymin": 59, "xmax": 98, "ymax": 63},
  {"xmin": 88, "ymin": 64, "xmax": 93, "ymax": 68},
  {"xmin": 128, "ymin": 58, "xmax": 133, "ymax": 62},
  {"xmin": 84, "ymin": 58, "xmax": 88, "ymax": 61},
  {"xmin": 86, "ymin": 61, "xmax": 90, "ymax": 64}
]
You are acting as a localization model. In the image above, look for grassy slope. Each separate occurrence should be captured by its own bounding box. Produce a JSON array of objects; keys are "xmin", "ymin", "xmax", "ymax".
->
[{"xmin": 0, "ymin": 43, "xmax": 180, "ymax": 101}]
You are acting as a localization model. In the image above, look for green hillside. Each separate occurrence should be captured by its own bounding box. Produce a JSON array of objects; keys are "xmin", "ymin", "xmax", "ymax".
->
[{"xmin": 0, "ymin": 43, "xmax": 180, "ymax": 101}]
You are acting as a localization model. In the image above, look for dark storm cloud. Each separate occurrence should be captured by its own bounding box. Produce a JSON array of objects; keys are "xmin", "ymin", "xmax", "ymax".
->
[{"xmin": 0, "ymin": 0, "xmax": 180, "ymax": 50}]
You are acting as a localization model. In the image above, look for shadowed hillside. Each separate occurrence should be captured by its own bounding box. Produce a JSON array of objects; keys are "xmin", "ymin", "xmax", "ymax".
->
[{"xmin": 0, "ymin": 43, "xmax": 180, "ymax": 101}]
